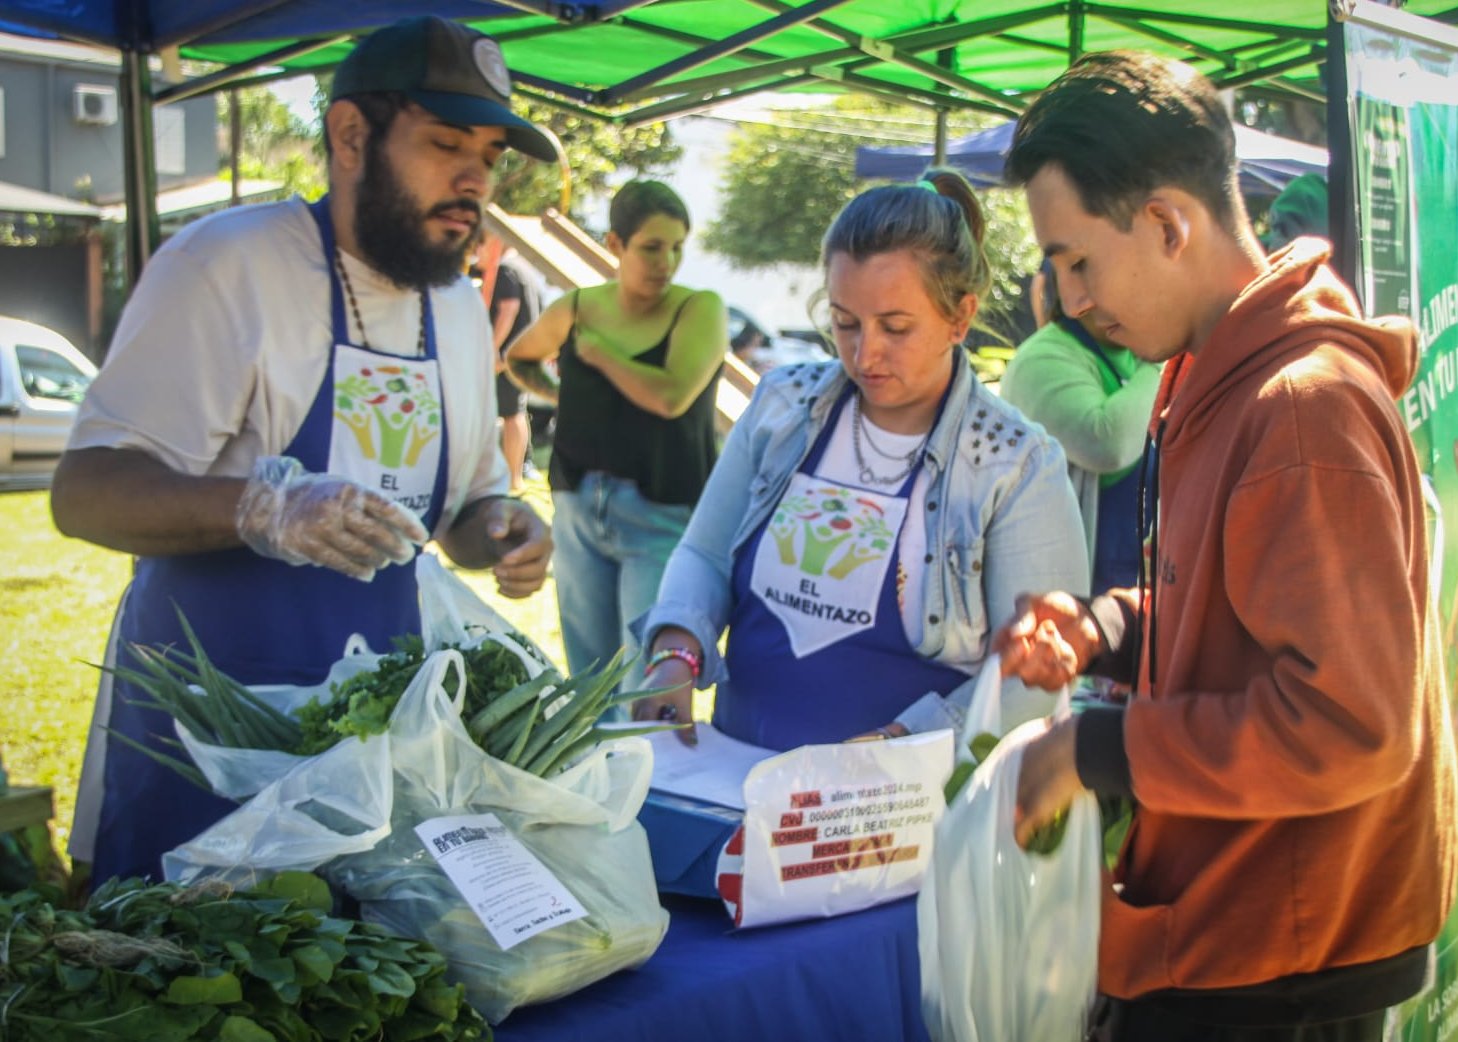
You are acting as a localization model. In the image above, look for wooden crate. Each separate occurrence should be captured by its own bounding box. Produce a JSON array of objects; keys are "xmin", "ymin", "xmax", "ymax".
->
[{"xmin": 0, "ymin": 786, "xmax": 54, "ymax": 834}]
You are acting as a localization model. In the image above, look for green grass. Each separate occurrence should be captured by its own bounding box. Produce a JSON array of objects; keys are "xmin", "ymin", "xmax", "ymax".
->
[{"xmin": 0, "ymin": 479, "xmax": 565, "ymax": 870}]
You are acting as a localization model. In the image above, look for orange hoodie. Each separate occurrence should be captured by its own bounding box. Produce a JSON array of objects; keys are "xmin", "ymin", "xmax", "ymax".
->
[{"xmin": 1096, "ymin": 239, "xmax": 1458, "ymax": 1000}]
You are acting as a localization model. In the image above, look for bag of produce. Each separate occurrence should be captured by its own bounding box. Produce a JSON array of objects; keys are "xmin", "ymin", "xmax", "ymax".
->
[
  {"xmin": 917, "ymin": 657, "xmax": 1102, "ymax": 1042},
  {"xmin": 329, "ymin": 650, "xmax": 668, "ymax": 1023},
  {"xmin": 168, "ymin": 649, "xmax": 670, "ymax": 1024},
  {"xmin": 109, "ymin": 554, "xmax": 551, "ymax": 803}
]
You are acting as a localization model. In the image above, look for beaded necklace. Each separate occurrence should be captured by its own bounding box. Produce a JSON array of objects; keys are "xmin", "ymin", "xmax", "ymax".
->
[{"xmin": 335, "ymin": 251, "xmax": 426, "ymax": 356}]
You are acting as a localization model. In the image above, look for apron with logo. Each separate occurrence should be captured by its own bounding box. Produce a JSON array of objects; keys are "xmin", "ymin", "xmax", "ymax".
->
[
  {"xmin": 1058, "ymin": 317, "xmax": 1152, "ymax": 593},
  {"xmin": 89, "ymin": 197, "xmax": 451, "ymax": 882},
  {"xmin": 716, "ymin": 388, "xmax": 969, "ymax": 751}
]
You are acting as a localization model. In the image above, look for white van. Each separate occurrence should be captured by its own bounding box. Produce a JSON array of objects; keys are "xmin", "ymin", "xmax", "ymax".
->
[{"xmin": 0, "ymin": 317, "xmax": 98, "ymax": 490}]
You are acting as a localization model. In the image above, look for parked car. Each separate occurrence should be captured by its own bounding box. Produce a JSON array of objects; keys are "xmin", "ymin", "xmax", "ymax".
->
[
  {"xmin": 0, "ymin": 317, "xmax": 97, "ymax": 489},
  {"xmin": 728, "ymin": 305, "xmax": 831, "ymax": 374}
]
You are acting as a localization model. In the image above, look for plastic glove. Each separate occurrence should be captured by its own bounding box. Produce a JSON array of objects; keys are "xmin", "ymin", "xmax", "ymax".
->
[{"xmin": 236, "ymin": 456, "xmax": 429, "ymax": 582}]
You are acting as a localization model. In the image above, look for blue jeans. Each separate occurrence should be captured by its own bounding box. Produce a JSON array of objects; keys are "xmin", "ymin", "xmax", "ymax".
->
[{"xmin": 552, "ymin": 473, "xmax": 693, "ymax": 709}]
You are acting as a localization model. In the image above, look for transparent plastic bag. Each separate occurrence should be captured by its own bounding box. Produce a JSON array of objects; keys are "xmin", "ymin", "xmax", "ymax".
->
[
  {"xmin": 176, "ymin": 635, "xmax": 382, "ymax": 801},
  {"xmin": 917, "ymin": 657, "xmax": 1102, "ymax": 1042},
  {"xmin": 327, "ymin": 649, "xmax": 666, "ymax": 1023},
  {"xmin": 174, "ymin": 553, "xmax": 549, "ymax": 802},
  {"xmin": 169, "ymin": 649, "xmax": 667, "ymax": 1024},
  {"xmin": 417, "ymin": 552, "xmax": 557, "ymax": 675}
]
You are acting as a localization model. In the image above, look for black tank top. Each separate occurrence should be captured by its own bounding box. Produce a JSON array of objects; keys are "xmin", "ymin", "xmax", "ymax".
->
[{"xmin": 549, "ymin": 289, "xmax": 721, "ymax": 506}]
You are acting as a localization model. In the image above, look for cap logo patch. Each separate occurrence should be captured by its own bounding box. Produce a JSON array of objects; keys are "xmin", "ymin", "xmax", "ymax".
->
[{"xmin": 473, "ymin": 38, "xmax": 512, "ymax": 98}]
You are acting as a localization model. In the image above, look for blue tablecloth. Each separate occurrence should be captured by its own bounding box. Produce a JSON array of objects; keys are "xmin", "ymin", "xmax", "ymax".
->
[{"xmin": 496, "ymin": 894, "xmax": 932, "ymax": 1042}]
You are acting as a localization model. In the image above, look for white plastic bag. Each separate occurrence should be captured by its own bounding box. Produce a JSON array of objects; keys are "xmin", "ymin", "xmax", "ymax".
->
[
  {"xmin": 168, "ymin": 649, "xmax": 668, "ymax": 1024},
  {"xmin": 174, "ymin": 553, "xmax": 549, "ymax": 802},
  {"xmin": 330, "ymin": 650, "xmax": 665, "ymax": 1022},
  {"xmin": 917, "ymin": 657, "xmax": 1102, "ymax": 1042},
  {"xmin": 176, "ymin": 635, "xmax": 382, "ymax": 801},
  {"xmin": 161, "ymin": 650, "xmax": 404, "ymax": 884},
  {"xmin": 417, "ymin": 552, "xmax": 557, "ymax": 675},
  {"xmin": 715, "ymin": 730, "xmax": 954, "ymax": 929}
]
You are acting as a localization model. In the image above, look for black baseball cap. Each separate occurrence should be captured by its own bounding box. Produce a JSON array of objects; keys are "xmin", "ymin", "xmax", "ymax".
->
[{"xmin": 332, "ymin": 16, "xmax": 558, "ymax": 162}]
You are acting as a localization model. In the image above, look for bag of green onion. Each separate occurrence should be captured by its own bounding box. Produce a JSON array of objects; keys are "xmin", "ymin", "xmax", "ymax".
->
[{"xmin": 166, "ymin": 648, "xmax": 671, "ymax": 1024}]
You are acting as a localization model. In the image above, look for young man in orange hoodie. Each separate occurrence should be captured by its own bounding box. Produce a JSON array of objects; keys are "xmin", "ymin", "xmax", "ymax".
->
[{"xmin": 992, "ymin": 51, "xmax": 1458, "ymax": 1041}]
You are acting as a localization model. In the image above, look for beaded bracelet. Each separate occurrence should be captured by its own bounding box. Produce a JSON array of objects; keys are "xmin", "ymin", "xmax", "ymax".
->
[{"xmin": 647, "ymin": 646, "xmax": 703, "ymax": 680}]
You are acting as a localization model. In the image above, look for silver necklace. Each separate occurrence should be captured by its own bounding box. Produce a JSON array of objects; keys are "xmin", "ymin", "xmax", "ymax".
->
[{"xmin": 851, "ymin": 394, "xmax": 926, "ymax": 486}]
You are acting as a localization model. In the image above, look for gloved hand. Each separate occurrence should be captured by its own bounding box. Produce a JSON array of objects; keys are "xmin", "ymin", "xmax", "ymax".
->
[{"xmin": 236, "ymin": 456, "xmax": 429, "ymax": 582}]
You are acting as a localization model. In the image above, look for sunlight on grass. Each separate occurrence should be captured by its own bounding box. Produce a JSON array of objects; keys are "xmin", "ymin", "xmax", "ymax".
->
[
  {"xmin": 1, "ymin": 479, "xmax": 566, "ymax": 870},
  {"xmin": 0, "ymin": 490, "xmax": 130, "ymax": 857}
]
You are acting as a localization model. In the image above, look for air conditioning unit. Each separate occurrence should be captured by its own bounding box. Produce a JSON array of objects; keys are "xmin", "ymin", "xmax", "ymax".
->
[{"xmin": 73, "ymin": 84, "xmax": 118, "ymax": 126}]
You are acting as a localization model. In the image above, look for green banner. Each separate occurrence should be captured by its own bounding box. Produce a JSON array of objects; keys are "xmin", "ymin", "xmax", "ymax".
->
[{"xmin": 1346, "ymin": 10, "xmax": 1458, "ymax": 1041}]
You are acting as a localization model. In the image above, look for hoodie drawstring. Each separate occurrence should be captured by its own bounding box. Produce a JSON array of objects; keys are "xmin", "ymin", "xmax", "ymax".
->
[{"xmin": 1133, "ymin": 419, "xmax": 1166, "ymax": 696}]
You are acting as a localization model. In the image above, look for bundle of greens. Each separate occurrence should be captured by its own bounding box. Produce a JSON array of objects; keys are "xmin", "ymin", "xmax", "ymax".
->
[
  {"xmin": 0, "ymin": 872, "xmax": 489, "ymax": 1042},
  {"xmin": 292, "ymin": 634, "xmax": 532, "ymax": 756},
  {"xmin": 105, "ymin": 611, "xmax": 305, "ymax": 762}
]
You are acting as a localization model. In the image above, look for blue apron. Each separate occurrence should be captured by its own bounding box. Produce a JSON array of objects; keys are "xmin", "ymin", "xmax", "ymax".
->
[
  {"xmin": 92, "ymin": 197, "xmax": 451, "ymax": 882},
  {"xmin": 716, "ymin": 388, "xmax": 969, "ymax": 751},
  {"xmin": 1058, "ymin": 317, "xmax": 1151, "ymax": 594}
]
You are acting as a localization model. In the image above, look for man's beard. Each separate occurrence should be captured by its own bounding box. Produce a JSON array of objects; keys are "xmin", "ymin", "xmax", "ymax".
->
[{"xmin": 353, "ymin": 140, "xmax": 482, "ymax": 291}]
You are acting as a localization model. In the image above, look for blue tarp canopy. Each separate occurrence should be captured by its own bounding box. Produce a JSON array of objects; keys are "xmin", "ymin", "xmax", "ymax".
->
[{"xmin": 854, "ymin": 119, "xmax": 1331, "ymax": 198}]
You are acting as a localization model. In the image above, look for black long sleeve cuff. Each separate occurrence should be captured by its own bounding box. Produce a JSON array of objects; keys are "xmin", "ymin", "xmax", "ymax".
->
[
  {"xmin": 1082, "ymin": 593, "xmax": 1138, "ymax": 684},
  {"xmin": 1075, "ymin": 704, "xmax": 1133, "ymax": 800}
]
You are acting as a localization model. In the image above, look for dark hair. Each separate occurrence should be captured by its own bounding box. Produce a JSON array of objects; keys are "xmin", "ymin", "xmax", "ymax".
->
[
  {"xmin": 323, "ymin": 91, "xmax": 412, "ymax": 159},
  {"xmin": 1005, "ymin": 51, "xmax": 1240, "ymax": 231},
  {"xmin": 818, "ymin": 166, "xmax": 992, "ymax": 322},
  {"xmin": 1039, "ymin": 259, "xmax": 1065, "ymax": 323},
  {"xmin": 609, "ymin": 180, "xmax": 690, "ymax": 242}
]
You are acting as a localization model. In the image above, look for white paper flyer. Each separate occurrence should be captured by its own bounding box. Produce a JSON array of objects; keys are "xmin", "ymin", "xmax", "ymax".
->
[{"xmin": 414, "ymin": 813, "xmax": 587, "ymax": 950}]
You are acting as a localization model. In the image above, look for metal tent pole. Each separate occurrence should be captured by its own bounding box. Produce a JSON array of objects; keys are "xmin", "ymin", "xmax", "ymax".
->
[
  {"xmin": 1323, "ymin": 10, "xmax": 1356, "ymax": 297},
  {"xmin": 120, "ymin": 49, "xmax": 159, "ymax": 289}
]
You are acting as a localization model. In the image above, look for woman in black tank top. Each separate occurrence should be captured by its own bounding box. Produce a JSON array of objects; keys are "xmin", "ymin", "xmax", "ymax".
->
[{"xmin": 505, "ymin": 181, "xmax": 727, "ymax": 690}]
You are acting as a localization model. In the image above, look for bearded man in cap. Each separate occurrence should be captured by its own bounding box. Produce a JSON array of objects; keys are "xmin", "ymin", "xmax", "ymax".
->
[{"xmin": 53, "ymin": 16, "xmax": 556, "ymax": 884}]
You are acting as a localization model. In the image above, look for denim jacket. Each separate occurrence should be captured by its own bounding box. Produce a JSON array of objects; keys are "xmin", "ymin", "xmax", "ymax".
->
[{"xmin": 638, "ymin": 349, "xmax": 1090, "ymax": 735}]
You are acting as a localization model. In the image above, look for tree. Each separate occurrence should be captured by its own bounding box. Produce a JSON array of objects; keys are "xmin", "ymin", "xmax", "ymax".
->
[
  {"xmin": 703, "ymin": 98, "xmax": 1040, "ymax": 338},
  {"xmin": 488, "ymin": 100, "xmax": 681, "ymax": 225},
  {"xmin": 218, "ymin": 85, "xmax": 327, "ymax": 200},
  {"xmin": 301, "ymin": 78, "xmax": 681, "ymax": 227}
]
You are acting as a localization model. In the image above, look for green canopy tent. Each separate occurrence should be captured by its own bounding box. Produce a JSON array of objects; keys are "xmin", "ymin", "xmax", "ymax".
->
[{"xmin": 0, "ymin": 0, "xmax": 1453, "ymax": 283}]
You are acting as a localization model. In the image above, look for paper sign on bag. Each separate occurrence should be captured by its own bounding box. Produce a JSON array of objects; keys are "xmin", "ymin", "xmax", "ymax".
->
[
  {"xmin": 415, "ymin": 813, "xmax": 587, "ymax": 951},
  {"xmin": 717, "ymin": 729, "xmax": 954, "ymax": 929}
]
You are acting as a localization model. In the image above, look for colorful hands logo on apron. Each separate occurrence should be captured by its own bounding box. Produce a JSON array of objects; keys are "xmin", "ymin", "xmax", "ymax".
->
[
  {"xmin": 769, "ymin": 485, "xmax": 896, "ymax": 579},
  {"xmin": 334, "ymin": 363, "xmax": 442, "ymax": 468}
]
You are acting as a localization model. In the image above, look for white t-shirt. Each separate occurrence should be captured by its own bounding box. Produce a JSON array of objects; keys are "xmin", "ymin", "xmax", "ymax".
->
[
  {"xmin": 70, "ymin": 197, "xmax": 508, "ymax": 530},
  {"xmin": 812, "ymin": 403, "xmax": 930, "ymax": 644}
]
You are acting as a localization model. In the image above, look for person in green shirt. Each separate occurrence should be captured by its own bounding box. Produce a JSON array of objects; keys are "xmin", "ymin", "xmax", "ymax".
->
[{"xmin": 1000, "ymin": 263, "xmax": 1161, "ymax": 593}]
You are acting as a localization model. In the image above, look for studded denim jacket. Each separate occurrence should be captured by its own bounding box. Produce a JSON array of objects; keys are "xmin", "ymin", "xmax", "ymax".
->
[{"xmin": 638, "ymin": 349, "xmax": 1089, "ymax": 735}]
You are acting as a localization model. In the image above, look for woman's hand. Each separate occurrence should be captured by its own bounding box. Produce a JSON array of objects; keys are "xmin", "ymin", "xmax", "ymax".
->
[
  {"xmin": 633, "ymin": 657, "xmax": 697, "ymax": 746},
  {"xmin": 573, "ymin": 330, "xmax": 609, "ymax": 371},
  {"xmin": 990, "ymin": 592, "xmax": 1103, "ymax": 691}
]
